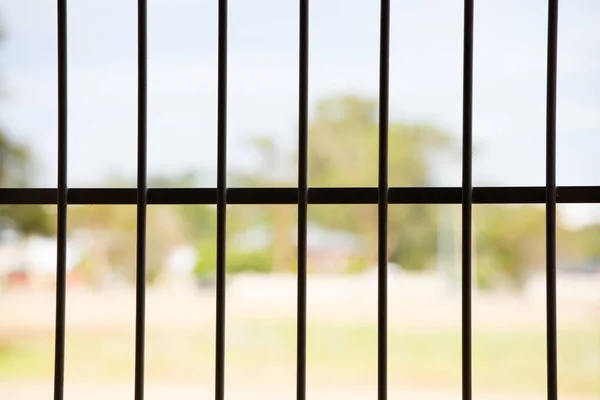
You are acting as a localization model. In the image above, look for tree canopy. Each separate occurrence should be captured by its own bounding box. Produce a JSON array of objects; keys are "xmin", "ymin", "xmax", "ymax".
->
[
  {"xmin": 0, "ymin": 24, "xmax": 53, "ymax": 237},
  {"xmin": 232, "ymin": 95, "xmax": 598, "ymax": 289},
  {"xmin": 1, "ymin": 78, "xmax": 597, "ymax": 290}
]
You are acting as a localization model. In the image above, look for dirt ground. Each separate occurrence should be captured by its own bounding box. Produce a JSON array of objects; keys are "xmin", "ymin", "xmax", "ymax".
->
[
  {"xmin": 1, "ymin": 274, "xmax": 598, "ymax": 332},
  {"xmin": 1, "ymin": 382, "xmax": 598, "ymax": 400},
  {"xmin": 1, "ymin": 274, "xmax": 599, "ymax": 399}
]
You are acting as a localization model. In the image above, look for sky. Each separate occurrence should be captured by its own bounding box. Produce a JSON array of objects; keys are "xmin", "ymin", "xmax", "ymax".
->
[{"xmin": 0, "ymin": 0, "xmax": 599, "ymax": 225}]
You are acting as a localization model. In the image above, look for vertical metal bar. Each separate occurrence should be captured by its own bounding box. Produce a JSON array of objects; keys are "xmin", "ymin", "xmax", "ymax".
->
[
  {"xmin": 461, "ymin": 1, "xmax": 474, "ymax": 399},
  {"xmin": 215, "ymin": 0, "xmax": 228, "ymax": 399},
  {"xmin": 53, "ymin": 1, "xmax": 68, "ymax": 398},
  {"xmin": 545, "ymin": 1, "xmax": 559, "ymax": 399},
  {"xmin": 134, "ymin": 0, "xmax": 148, "ymax": 398},
  {"xmin": 296, "ymin": 0, "xmax": 309, "ymax": 399},
  {"xmin": 378, "ymin": 1, "xmax": 390, "ymax": 399}
]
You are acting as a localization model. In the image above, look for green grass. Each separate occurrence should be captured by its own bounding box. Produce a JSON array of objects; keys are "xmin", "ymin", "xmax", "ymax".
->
[{"xmin": 1, "ymin": 319, "xmax": 599, "ymax": 396}]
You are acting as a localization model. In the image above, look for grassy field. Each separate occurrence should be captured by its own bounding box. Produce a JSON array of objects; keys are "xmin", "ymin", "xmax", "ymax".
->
[
  {"xmin": 1, "ymin": 318, "xmax": 598, "ymax": 397},
  {"xmin": 1, "ymin": 278, "xmax": 599, "ymax": 399}
]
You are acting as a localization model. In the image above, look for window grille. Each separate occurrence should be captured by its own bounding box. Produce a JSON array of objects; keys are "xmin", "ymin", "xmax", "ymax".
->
[{"xmin": 1, "ymin": 1, "xmax": 592, "ymax": 399}]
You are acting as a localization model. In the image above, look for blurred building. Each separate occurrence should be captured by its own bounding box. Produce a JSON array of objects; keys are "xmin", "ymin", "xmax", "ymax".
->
[
  {"xmin": 0, "ymin": 231, "xmax": 82, "ymax": 290},
  {"xmin": 161, "ymin": 244, "xmax": 198, "ymax": 287},
  {"xmin": 233, "ymin": 222, "xmax": 366, "ymax": 273},
  {"xmin": 303, "ymin": 223, "xmax": 366, "ymax": 273}
]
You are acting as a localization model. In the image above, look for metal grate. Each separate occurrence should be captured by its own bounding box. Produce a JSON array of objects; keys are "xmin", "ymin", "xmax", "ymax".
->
[{"xmin": 2, "ymin": 0, "xmax": 592, "ymax": 399}]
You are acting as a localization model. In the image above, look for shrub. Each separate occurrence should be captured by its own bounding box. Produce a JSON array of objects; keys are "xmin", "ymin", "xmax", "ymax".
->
[{"xmin": 193, "ymin": 240, "xmax": 273, "ymax": 281}]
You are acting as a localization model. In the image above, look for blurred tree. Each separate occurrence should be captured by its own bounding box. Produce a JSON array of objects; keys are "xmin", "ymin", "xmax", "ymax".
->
[
  {"xmin": 68, "ymin": 204, "xmax": 187, "ymax": 286},
  {"xmin": 474, "ymin": 205, "xmax": 595, "ymax": 290},
  {"xmin": 238, "ymin": 95, "xmax": 453, "ymax": 272},
  {"xmin": 0, "ymin": 134, "xmax": 55, "ymax": 236},
  {"xmin": 0, "ymin": 131, "xmax": 32, "ymax": 187},
  {"xmin": 192, "ymin": 205, "xmax": 282, "ymax": 282},
  {"xmin": 0, "ymin": 204, "xmax": 54, "ymax": 236},
  {"xmin": 307, "ymin": 96, "xmax": 452, "ymax": 188},
  {"xmin": 66, "ymin": 173, "xmax": 193, "ymax": 286},
  {"xmin": 307, "ymin": 96, "xmax": 453, "ymax": 271},
  {"xmin": 474, "ymin": 206, "xmax": 546, "ymax": 290},
  {"xmin": 0, "ymin": 22, "xmax": 53, "ymax": 237},
  {"xmin": 236, "ymin": 94, "xmax": 598, "ymax": 289},
  {"xmin": 230, "ymin": 137, "xmax": 296, "ymax": 273},
  {"xmin": 569, "ymin": 223, "xmax": 600, "ymax": 263}
]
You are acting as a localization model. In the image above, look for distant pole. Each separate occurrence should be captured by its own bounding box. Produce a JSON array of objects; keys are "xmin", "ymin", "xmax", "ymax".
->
[
  {"xmin": 454, "ymin": 204, "xmax": 462, "ymax": 293},
  {"xmin": 437, "ymin": 205, "xmax": 453, "ymax": 293},
  {"xmin": 472, "ymin": 210, "xmax": 477, "ymax": 295},
  {"xmin": 437, "ymin": 205, "xmax": 444, "ymax": 279}
]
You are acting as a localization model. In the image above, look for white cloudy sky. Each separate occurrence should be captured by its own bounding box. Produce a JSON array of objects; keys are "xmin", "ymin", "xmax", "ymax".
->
[{"xmin": 0, "ymin": 0, "xmax": 598, "ymax": 224}]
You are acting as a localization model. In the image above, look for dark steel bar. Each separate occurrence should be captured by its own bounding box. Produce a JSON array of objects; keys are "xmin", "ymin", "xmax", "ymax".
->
[
  {"xmin": 228, "ymin": 187, "xmax": 296, "ymax": 204},
  {"xmin": 296, "ymin": 0, "xmax": 309, "ymax": 399},
  {"xmin": 3, "ymin": 186, "xmax": 600, "ymax": 205},
  {"xmin": 215, "ymin": 0, "xmax": 228, "ymax": 398},
  {"xmin": 149, "ymin": 188, "xmax": 216, "ymax": 204},
  {"xmin": 378, "ymin": 0, "xmax": 390, "ymax": 398},
  {"xmin": 134, "ymin": 0, "xmax": 148, "ymax": 398},
  {"xmin": 555, "ymin": 186, "xmax": 600, "ymax": 203},
  {"xmin": 311, "ymin": 187, "xmax": 379, "ymax": 204},
  {"xmin": 461, "ymin": 1, "xmax": 474, "ymax": 399},
  {"xmin": 53, "ymin": 1, "xmax": 68, "ymax": 398},
  {"xmin": 545, "ymin": 1, "xmax": 559, "ymax": 399}
]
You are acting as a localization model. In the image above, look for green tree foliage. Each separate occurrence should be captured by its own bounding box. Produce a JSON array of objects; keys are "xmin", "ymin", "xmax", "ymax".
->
[
  {"xmin": 0, "ymin": 131, "xmax": 32, "ymax": 187},
  {"xmin": 567, "ymin": 223, "xmax": 600, "ymax": 263},
  {"xmin": 236, "ymin": 95, "xmax": 452, "ymax": 272},
  {"xmin": 307, "ymin": 96, "xmax": 451, "ymax": 187},
  {"xmin": 0, "ymin": 20, "xmax": 53, "ymax": 237},
  {"xmin": 0, "ymin": 132, "xmax": 54, "ymax": 237},
  {"xmin": 306, "ymin": 96, "xmax": 452, "ymax": 270},
  {"xmin": 0, "ymin": 204, "xmax": 54, "ymax": 236},
  {"xmin": 66, "ymin": 174, "xmax": 191, "ymax": 285},
  {"xmin": 191, "ymin": 205, "xmax": 292, "ymax": 281},
  {"xmin": 194, "ymin": 244, "xmax": 273, "ymax": 281},
  {"xmin": 68, "ymin": 204, "xmax": 187, "ymax": 285},
  {"xmin": 474, "ymin": 206, "xmax": 547, "ymax": 290},
  {"xmin": 232, "ymin": 95, "xmax": 599, "ymax": 289}
]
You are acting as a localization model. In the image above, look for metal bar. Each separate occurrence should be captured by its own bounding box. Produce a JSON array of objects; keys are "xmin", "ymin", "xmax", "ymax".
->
[
  {"xmin": 545, "ymin": 1, "xmax": 559, "ymax": 399},
  {"xmin": 461, "ymin": 1, "xmax": 474, "ymax": 399},
  {"xmin": 311, "ymin": 187, "xmax": 379, "ymax": 204},
  {"xmin": 134, "ymin": 0, "xmax": 148, "ymax": 398},
  {"xmin": 227, "ymin": 187, "xmax": 296, "ymax": 204},
  {"xmin": 148, "ymin": 188, "xmax": 216, "ymax": 204},
  {"xmin": 378, "ymin": 0, "xmax": 390, "ymax": 398},
  {"xmin": 53, "ymin": 0, "xmax": 68, "ymax": 398},
  {"xmin": 3, "ymin": 186, "xmax": 600, "ymax": 205},
  {"xmin": 296, "ymin": 0, "xmax": 309, "ymax": 399},
  {"xmin": 215, "ymin": 0, "xmax": 228, "ymax": 398}
]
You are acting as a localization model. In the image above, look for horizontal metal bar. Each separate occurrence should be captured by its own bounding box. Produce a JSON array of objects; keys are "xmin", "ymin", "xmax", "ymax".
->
[{"xmin": 1, "ymin": 186, "xmax": 600, "ymax": 205}]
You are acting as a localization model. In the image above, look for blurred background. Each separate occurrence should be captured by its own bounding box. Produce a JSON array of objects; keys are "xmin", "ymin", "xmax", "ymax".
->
[{"xmin": 0, "ymin": 0, "xmax": 599, "ymax": 399}]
